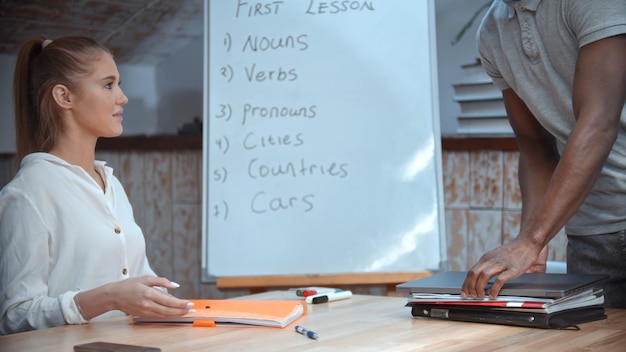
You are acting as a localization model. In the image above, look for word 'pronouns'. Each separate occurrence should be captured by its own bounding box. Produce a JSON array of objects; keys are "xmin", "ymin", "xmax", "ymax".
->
[{"xmin": 242, "ymin": 104, "xmax": 317, "ymax": 125}]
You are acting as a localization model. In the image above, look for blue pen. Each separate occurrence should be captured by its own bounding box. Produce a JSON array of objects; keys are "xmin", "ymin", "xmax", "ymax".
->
[{"xmin": 295, "ymin": 325, "xmax": 319, "ymax": 340}]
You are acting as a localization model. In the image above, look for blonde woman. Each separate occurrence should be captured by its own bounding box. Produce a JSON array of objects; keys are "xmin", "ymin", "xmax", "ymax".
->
[{"xmin": 0, "ymin": 36, "xmax": 194, "ymax": 334}]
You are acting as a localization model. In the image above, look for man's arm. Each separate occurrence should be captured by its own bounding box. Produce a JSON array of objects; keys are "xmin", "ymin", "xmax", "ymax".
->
[
  {"xmin": 506, "ymin": 88, "xmax": 560, "ymax": 272},
  {"xmin": 462, "ymin": 34, "xmax": 626, "ymax": 299}
]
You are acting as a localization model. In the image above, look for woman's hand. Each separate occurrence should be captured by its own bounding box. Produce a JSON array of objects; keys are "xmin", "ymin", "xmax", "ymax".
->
[{"xmin": 74, "ymin": 276, "xmax": 194, "ymax": 320}]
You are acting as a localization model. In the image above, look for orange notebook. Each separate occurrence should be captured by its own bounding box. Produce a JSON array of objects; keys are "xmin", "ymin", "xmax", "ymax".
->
[{"xmin": 132, "ymin": 300, "xmax": 306, "ymax": 328}]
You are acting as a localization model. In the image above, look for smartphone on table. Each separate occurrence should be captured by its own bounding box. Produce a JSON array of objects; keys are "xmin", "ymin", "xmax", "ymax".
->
[{"xmin": 73, "ymin": 341, "xmax": 161, "ymax": 352}]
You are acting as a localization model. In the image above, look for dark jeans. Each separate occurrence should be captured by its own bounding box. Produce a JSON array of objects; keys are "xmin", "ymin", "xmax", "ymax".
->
[{"xmin": 567, "ymin": 230, "xmax": 626, "ymax": 308}]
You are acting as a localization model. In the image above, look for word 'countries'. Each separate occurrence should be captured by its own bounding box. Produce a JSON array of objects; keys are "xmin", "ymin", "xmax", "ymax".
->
[{"xmin": 248, "ymin": 158, "xmax": 349, "ymax": 179}]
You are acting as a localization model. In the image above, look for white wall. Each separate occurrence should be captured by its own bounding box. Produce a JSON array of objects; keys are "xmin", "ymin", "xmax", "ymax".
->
[
  {"xmin": 0, "ymin": 1, "xmax": 488, "ymax": 152},
  {"xmin": 0, "ymin": 54, "xmax": 16, "ymax": 153},
  {"xmin": 154, "ymin": 36, "xmax": 204, "ymax": 134},
  {"xmin": 435, "ymin": 0, "xmax": 489, "ymax": 135},
  {"xmin": 117, "ymin": 64, "xmax": 159, "ymax": 136}
]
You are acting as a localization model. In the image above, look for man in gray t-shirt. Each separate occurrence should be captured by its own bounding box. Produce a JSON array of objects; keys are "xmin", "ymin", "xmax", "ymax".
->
[{"xmin": 461, "ymin": 0, "xmax": 626, "ymax": 308}]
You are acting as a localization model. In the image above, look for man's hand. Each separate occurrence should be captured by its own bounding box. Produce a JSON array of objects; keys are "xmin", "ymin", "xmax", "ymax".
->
[
  {"xmin": 461, "ymin": 238, "xmax": 543, "ymax": 299},
  {"xmin": 527, "ymin": 245, "xmax": 548, "ymax": 273}
]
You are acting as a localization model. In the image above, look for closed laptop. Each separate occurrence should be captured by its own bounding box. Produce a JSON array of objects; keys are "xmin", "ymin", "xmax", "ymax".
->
[{"xmin": 396, "ymin": 271, "xmax": 608, "ymax": 298}]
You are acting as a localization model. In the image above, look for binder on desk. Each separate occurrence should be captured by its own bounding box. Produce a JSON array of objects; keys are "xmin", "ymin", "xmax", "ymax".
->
[
  {"xmin": 132, "ymin": 300, "xmax": 306, "ymax": 328},
  {"xmin": 409, "ymin": 304, "xmax": 606, "ymax": 329},
  {"xmin": 407, "ymin": 288, "xmax": 605, "ymax": 314}
]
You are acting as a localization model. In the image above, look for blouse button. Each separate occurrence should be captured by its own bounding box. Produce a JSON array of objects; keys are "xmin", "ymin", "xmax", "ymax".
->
[
  {"xmin": 114, "ymin": 227, "xmax": 121, "ymax": 234},
  {"xmin": 122, "ymin": 268, "xmax": 128, "ymax": 275}
]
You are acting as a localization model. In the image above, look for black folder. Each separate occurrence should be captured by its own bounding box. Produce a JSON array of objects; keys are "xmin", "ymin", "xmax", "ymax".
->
[{"xmin": 409, "ymin": 304, "xmax": 606, "ymax": 329}]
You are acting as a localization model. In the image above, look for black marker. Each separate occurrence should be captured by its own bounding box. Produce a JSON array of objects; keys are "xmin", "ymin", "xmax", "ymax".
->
[{"xmin": 306, "ymin": 290, "xmax": 353, "ymax": 304}]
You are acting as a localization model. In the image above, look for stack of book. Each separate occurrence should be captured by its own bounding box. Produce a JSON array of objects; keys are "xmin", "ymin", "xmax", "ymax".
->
[
  {"xmin": 454, "ymin": 59, "xmax": 513, "ymax": 135},
  {"xmin": 397, "ymin": 271, "xmax": 608, "ymax": 329}
]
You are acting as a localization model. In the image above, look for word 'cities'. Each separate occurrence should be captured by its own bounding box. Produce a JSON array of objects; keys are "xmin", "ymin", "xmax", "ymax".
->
[{"xmin": 243, "ymin": 132, "xmax": 304, "ymax": 150}]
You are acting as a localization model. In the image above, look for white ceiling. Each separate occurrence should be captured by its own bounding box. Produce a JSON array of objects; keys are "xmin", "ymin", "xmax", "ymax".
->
[{"xmin": 0, "ymin": 0, "xmax": 204, "ymax": 65}]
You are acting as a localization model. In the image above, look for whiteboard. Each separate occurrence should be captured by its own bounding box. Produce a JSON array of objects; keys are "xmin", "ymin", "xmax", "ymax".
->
[{"xmin": 202, "ymin": 0, "xmax": 446, "ymax": 280}]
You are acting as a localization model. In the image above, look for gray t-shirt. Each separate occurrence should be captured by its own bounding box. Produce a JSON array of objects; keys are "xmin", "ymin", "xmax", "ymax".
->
[{"xmin": 477, "ymin": 0, "xmax": 626, "ymax": 235}]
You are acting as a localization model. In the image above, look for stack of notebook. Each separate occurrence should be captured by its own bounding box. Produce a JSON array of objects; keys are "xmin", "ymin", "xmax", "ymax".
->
[
  {"xmin": 396, "ymin": 271, "xmax": 608, "ymax": 329},
  {"xmin": 133, "ymin": 299, "xmax": 306, "ymax": 328}
]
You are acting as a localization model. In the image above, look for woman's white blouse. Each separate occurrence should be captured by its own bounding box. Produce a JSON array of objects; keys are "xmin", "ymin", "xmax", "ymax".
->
[{"xmin": 0, "ymin": 153, "xmax": 157, "ymax": 334}]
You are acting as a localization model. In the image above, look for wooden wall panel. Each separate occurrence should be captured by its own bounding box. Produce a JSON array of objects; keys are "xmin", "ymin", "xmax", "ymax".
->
[
  {"xmin": 444, "ymin": 209, "xmax": 468, "ymax": 271},
  {"xmin": 172, "ymin": 203, "xmax": 201, "ymax": 298},
  {"xmin": 469, "ymin": 151, "xmax": 503, "ymax": 209},
  {"xmin": 442, "ymin": 151, "xmax": 470, "ymax": 208},
  {"xmin": 143, "ymin": 152, "xmax": 173, "ymax": 280},
  {"xmin": 0, "ymin": 146, "xmax": 568, "ymax": 298}
]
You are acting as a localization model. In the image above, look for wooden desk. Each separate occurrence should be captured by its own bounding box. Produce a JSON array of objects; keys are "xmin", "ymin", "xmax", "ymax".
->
[{"xmin": 1, "ymin": 292, "xmax": 624, "ymax": 351}]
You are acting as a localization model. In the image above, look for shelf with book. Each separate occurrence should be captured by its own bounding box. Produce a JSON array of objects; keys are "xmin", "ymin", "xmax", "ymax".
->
[
  {"xmin": 456, "ymin": 98, "xmax": 507, "ymax": 117},
  {"xmin": 454, "ymin": 59, "xmax": 509, "ymax": 135},
  {"xmin": 458, "ymin": 59, "xmax": 492, "ymax": 84},
  {"xmin": 457, "ymin": 116, "xmax": 513, "ymax": 135},
  {"xmin": 453, "ymin": 81, "xmax": 502, "ymax": 101}
]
